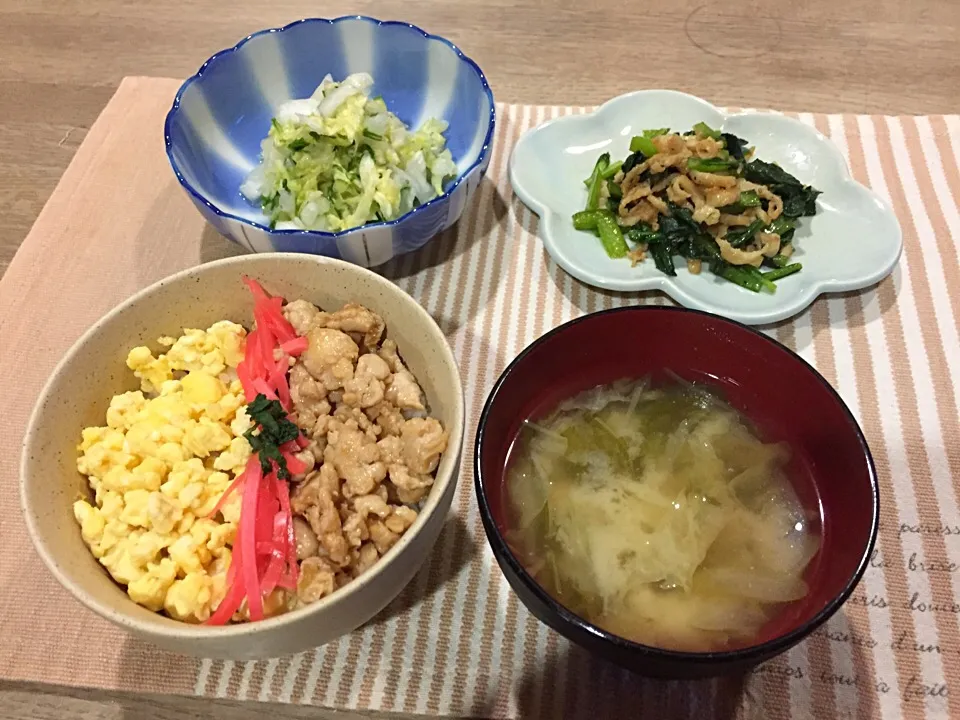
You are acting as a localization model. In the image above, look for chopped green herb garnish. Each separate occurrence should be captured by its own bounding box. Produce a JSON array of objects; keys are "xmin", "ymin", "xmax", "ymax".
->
[{"xmin": 244, "ymin": 394, "xmax": 301, "ymax": 479}]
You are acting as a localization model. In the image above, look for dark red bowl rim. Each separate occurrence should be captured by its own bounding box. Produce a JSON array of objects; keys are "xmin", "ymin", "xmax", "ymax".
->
[{"xmin": 474, "ymin": 305, "xmax": 880, "ymax": 665}]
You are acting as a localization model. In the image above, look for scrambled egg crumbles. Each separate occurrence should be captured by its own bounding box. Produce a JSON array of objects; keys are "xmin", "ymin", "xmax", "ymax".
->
[{"xmin": 73, "ymin": 320, "xmax": 251, "ymax": 622}]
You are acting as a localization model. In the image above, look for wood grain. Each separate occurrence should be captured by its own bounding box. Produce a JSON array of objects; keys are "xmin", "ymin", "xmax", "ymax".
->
[
  {"xmin": 1, "ymin": 0, "xmax": 958, "ymax": 717},
  {"xmin": 1, "ymin": 0, "xmax": 958, "ymax": 280},
  {"xmin": 0, "ymin": 682, "xmax": 443, "ymax": 720}
]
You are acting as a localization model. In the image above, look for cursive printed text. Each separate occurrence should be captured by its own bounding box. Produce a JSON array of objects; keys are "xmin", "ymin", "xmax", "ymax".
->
[
  {"xmin": 898, "ymin": 522, "xmax": 960, "ymax": 537},
  {"xmin": 907, "ymin": 552, "xmax": 958, "ymax": 573}
]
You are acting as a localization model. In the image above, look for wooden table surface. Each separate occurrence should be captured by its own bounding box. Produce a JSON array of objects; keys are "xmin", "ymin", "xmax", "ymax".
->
[{"xmin": 1, "ymin": 0, "xmax": 957, "ymax": 717}]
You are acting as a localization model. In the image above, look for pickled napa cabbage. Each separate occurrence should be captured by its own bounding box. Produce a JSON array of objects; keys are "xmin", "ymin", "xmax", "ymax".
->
[{"xmin": 240, "ymin": 73, "xmax": 458, "ymax": 232}]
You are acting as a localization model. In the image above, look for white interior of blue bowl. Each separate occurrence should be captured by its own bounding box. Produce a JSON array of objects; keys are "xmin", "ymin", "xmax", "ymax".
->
[{"xmin": 165, "ymin": 17, "xmax": 495, "ymax": 230}]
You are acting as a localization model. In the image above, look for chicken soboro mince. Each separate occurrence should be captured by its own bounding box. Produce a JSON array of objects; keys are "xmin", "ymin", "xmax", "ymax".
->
[{"xmin": 283, "ymin": 299, "xmax": 449, "ymax": 604}]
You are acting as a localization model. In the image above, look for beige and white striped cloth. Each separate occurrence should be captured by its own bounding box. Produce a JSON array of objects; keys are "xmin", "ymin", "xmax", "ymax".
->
[{"xmin": 0, "ymin": 78, "xmax": 957, "ymax": 720}]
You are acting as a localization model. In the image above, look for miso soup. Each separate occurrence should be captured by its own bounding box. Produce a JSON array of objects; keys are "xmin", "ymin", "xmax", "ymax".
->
[{"xmin": 504, "ymin": 377, "xmax": 819, "ymax": 652}]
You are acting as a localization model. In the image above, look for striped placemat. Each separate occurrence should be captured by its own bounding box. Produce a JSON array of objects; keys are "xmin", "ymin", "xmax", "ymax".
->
[{"xmin": 1, "ymin": 78, "xmax": 957, "ymax": 720}]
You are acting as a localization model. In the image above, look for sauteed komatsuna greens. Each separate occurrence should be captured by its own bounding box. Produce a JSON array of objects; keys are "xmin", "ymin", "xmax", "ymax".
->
[{"xmin": 571, "ymin": 123, "xmax": 821, "ymax": 293}]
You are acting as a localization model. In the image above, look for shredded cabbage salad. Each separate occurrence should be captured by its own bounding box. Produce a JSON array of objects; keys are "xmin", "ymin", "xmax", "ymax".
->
[{"xmin": 240, "ymin": 73, "xmax": 458, "ymax": 232}]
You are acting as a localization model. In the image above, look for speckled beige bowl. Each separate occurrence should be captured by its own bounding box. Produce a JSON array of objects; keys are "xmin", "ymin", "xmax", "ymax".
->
[{"xmin": 20, "ymin": 253, "xmax": 464, "ymax": 659}]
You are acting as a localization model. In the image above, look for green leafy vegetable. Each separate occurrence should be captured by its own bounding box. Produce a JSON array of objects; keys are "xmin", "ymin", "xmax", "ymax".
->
[
  {"xmin": 659, "ymin": 204, "xmax": 703, "ymax": 257},
  {"xmin": 585, "ymin": 153, "xmax": 610, "ymax": 211},
  {"xmin": 718, "ymin": 190, "xmax": 761, "ymax": 214},
  {"xmin": 625, "ymin": 223, "xmax": 661, "ymax": 246},
  {"xmin": 686, "ymin": 157, "xmax": 740, "ymax": 173},
  {"xmin": 244, "ymin": 394, "xmax": 301, "ymax": 479},
  {"xmin": 769, "ymin": 253, "xmax": 793, "ymax": 268},
  {"xmin": 582, "ymin": 159, "xmax": 623, "ymax": 186},
  {"xmin": 782, "ymin": 188, "xmax": 821, "ymax": 218},
  {"xmin": 621, "ymin": 151, "xmax": 644, "ymax": 174},
  {"xmin": 712, "ymin": 262, "xmax": 761, "ymax": 292},
  {"xmin": 572, "ymin": 210, "xmax": 601, "ymax": 231},
  {"xmin": 630, "ymin": 135, "xmax": 658, "ymax": 157},
  {"xmin": 605, "ymin": 178, "xmax": 622, "ymax": 202},
  {"xmin": 766, "ymin": 216, "xmax": 797, "ymax": 241},
  {"xmin": 693, "ymin": 122, "xmax": 722, "ymax": 140},
  {"xmin": 742, "ymin": 159, "xmax": 820, "ymax": 217},
  {"xmin": 647, "ymin": 240, "xmax": 677, "ymax": 276},
  {"xmin": 692, "ymin": 233, "xmax": 722, "ymax": 260},
  {"xmin": 741, "ymin": 265, "xmax": 778, "ymax": 293},
  {"xmin": 595, "ymin": 211, "xmax": 629, "ymax": 258},
  {"xmin": 725, "ymin": 219, "xmax": 766, "ymax": 248},
  {"xmin": 623, "ymin": 204, "xmax": 721, "ymax": 274},
  {"xmin": 600, "ymin": 160, "xmax": 623, "ymax": 180},
  {"xmin": 741, "ymin": 159, "xmax": 801, "ymax": 188},
  {"xmin": 721, "ymin": 132, "xmax": 750, "ymax": 161},
  {"xmin": 763, "ymin": 263, "xmax": 803, "ymax": 281}
]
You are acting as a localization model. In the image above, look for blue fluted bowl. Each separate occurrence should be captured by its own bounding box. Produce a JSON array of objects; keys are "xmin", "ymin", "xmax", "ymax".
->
[{"xmin": 164, "ymin": 17, "xmax": 495, "ymax": 266}]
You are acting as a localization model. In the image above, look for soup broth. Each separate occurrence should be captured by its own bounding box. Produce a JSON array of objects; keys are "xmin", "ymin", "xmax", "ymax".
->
[{"xmin": 505, "ymin": 378, "xmax": 819, "ymax": 652}]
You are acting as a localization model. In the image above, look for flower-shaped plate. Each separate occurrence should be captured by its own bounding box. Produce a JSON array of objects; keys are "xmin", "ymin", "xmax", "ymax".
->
[{"xmin": 509, "ymin": 90, "xmax": 901, "ymax": 325}]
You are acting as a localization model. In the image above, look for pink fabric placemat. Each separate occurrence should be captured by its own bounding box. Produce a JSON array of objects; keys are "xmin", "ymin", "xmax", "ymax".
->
[{"xmin": 1, "ymin": 77, "xmax": 958, "ymax": 720}]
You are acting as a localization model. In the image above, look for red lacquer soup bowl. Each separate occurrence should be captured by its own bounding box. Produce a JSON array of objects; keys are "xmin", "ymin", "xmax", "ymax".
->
[{"xmin": 474, "ymin": 306, "xmax": 879, "ymax": 679}]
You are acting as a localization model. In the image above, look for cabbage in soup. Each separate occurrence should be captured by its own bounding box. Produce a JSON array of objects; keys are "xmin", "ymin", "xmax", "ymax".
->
[{"xmin": 505, "ymin": 377, "xmax": 819, "ymax": 652}]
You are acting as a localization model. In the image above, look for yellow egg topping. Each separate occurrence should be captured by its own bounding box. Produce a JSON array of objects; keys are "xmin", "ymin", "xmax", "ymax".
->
[{"xmin": 73, "ymin": 321, "xmax": 250, "ymax": 622}]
